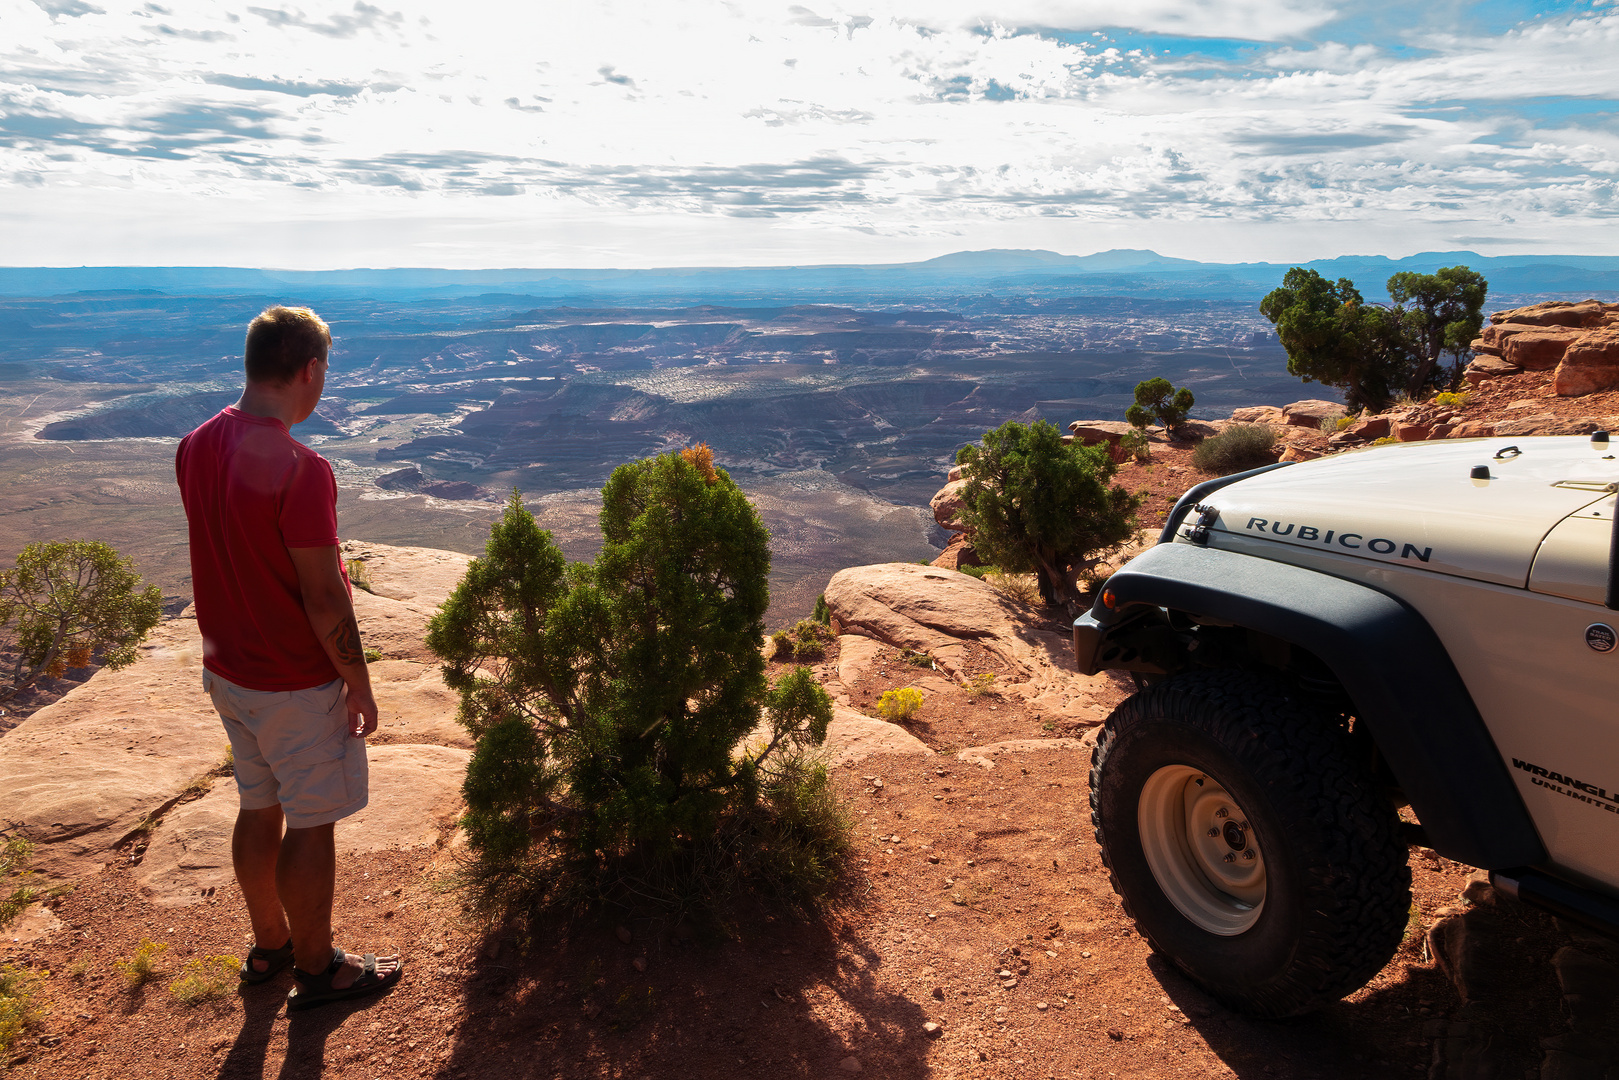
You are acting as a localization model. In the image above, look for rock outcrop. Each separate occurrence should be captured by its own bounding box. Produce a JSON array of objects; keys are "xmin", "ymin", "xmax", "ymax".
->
[
  {"xmin": 821, "ymin": 562, "xmax": 1114, "ymax": 723},
  {"xmin": 1468, "ymin": 300, "xmax": 1619, "ymax": 396},
  {"xmin": 0, "ymin": 541, "xmax": 479, "ymax": 887}
]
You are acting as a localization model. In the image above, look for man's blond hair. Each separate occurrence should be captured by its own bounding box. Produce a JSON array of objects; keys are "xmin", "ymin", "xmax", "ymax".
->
[{"xmin": 244, "ymin": 306, "xmax": 331, "ymax": 385}]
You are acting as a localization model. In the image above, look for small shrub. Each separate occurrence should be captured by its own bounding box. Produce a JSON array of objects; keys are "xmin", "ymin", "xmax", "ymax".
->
[
  {"xmin": 768, "ymin": 629, "xmax": 792, "ymax": 661},
  {"xmin": 0, "ymin": 964, "xmax": 42, "ymax": 1061},
  {"xmin": 983, "ymin": 570, "xmax": 1039, "ymax": 605},
  {"xmin": 811, "ymin": 594, "xmax": 830, "ymax": 626},
  {"xmin": 66, "ymin": 959, "xmax": 89, "ymax": 981},
  {"xmin": 363, "ymin": 646, "xmax": 383, "ymax": 663},
  {"xmin": 956, "ymin": 564, "xmax": 993, "ymax": 581},
  {"xmin": 168, "ymin": 955, "xmax": 241, "ymax": 1006},
  {"xmin": 114, "ymin": 938, "xmax": 168, "ymax": 991},
  {"xmin": 1317, "ymin": 413, "xmax": 1350, "ymax": 433},
  {"xmin": 1192, "ymin": 424, "xmax": 1278, "ymax": 475},
  {"xmin": 1120, "ymin": 428, "xmax": 1151, "ymax": 463},
  {"xmin": 0, "ymin": 838, "xmax": 37, "ymax": 930},
  {"xmin": 791, "ymin": 620, "xmax": 834, "ymax": 660},
  {"xmin": 876, "ymin": 687, "xmax": 924, "ymax": 722},
  {"xmin": 1335, "ymin": 415, "xmax": 1355, "ymax": 431},
  {"xmin": 345, "ymin": 558, "xmax": 374, "ymax": 594},
  {"xmin": 964, "ymin": 672, "xmax": 996, "ymax": 699},
  {"xmin": 770, "ymin": 620, "xmax": 833, "ymax": 662},
  {"xmin": 1370, "ymin": 436, "xmax": 1400, "ymax": 446},
  {"xmin": 898, "ymin": 648, "xmax": 934, "ymax": 669},
  {"xmin": 1433, "ymin": 390, "xmax": 1470, "ymax": 409}
]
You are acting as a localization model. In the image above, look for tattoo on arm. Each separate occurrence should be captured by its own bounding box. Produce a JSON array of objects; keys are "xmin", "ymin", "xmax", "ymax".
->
[{"xmin": 327, "ymin": 615, "xmax": 365, "ymax": 667}]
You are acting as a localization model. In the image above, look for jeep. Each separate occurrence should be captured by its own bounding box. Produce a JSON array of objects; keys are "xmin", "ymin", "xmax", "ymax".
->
[{"xmin": 1073, "ymin": 434, "xmax": 1619, "ymax": 1017}]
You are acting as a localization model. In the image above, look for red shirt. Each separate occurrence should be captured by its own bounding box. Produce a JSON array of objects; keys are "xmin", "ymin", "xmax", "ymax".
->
[{"xmin": 176, "ymin": 407, "xmax": 349, "ymax": 691}]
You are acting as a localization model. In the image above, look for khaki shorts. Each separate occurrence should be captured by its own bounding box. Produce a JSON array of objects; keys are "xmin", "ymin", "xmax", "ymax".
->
[{"xmin": 204, "ymin": 670, "xmax": 369, "ymax": 829}]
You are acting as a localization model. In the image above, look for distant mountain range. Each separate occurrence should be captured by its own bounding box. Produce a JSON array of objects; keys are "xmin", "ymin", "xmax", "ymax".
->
[{"xmin": 1, "ymin": 249, "xmax": 1616, "ymax": 303}]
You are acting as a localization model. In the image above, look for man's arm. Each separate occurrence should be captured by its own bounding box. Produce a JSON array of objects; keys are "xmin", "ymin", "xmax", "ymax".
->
[{"xmin": 289, "ymin": 545, "xmax": 379, "ymax": 737}]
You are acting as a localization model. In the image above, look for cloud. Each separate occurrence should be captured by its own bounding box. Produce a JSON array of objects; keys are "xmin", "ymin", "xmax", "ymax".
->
[
  {"xmin": 32, "ymin": 0, "xmax": 102, "ymax": 17},
  {"xmin": 3, "ymin": 0, "xmax": 1619, "ymax": 265},
  {"xmin": 205, "ymin": 74, "xmax": 365, "ymax": 97},
  {"xmin": 246, "ymin": 1, "xmax": 403, "ymax": 38}
]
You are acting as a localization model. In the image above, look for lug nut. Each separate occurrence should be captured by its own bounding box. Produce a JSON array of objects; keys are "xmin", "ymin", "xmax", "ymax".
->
[
  {"xmin": 1215, "ymin": 808, "xmax": 1229, "ymax": 819},
  {"xmin": 1242, "ymin": 850, "xmax": 1256, "ymax": 861},
  {"xmin": 1207, "ymin": 828, "xmax": 1220, "ymax": 838},
  {"xmin": 1223, "ymin": 853, "xmax": 1236, "ymax": 863}
]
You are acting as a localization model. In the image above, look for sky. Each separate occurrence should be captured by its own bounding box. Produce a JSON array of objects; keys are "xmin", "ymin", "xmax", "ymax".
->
[{"xmin": 3, "ymin": 0, "xmax": 1618, "ymax": 268}]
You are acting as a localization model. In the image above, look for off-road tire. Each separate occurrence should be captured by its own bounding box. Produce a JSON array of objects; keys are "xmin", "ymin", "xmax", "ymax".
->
[{"xmin": 1089, "ymin": 670, "xmax": 1411, "ymax": 1018}]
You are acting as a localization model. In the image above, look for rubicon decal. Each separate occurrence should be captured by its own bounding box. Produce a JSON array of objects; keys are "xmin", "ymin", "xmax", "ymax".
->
[
  {"xmin": 1242, "ymin": 517, "xmax": 1432, "ymax": 562},
  {"xmin": 1513, "ymin": 758, "xmax": 1619, "ymax": 815}
]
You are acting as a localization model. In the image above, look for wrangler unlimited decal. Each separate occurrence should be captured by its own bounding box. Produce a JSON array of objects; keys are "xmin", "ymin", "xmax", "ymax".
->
[
  {"xmin": 1513, "ymin": 757, "xmax": 1619, "ymax": 815},
  {"xmin": 1242, "ymin": 517, "xmax": 1432, "ymax": 562}
]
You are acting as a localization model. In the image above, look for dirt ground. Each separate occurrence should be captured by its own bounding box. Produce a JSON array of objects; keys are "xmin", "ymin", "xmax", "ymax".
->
[
  {"xmin": 5, "ymin": 365, "xmax": 1603, "ymax": 1079},
  {"xmin": 3, "ymin": 635, "xmax": 1573, "ymax": 1080}
]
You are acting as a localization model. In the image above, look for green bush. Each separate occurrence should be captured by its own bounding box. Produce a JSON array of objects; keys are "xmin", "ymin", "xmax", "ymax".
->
[
  {"xmin": 1125, "ymin": 377, "xmax": 1195, "ymax": 431},
  {"xmin": 955, "ymin": 419, "xmax": 1141, "ymax": 608},
  {"xmin": 1120, "ymin": 428, "xmax": 1151, "ymax": 463},
  {"xmin": 0, "ymin": 540, "xmax": 161, "ymax": 704},
  {"xmin": 811, "ymin": 594, "xmax": 830, "ymax": 626},
  {"xmin": 427, "ymin": 459, "xmax": 848, "ymax": 928},
  {"xmin": 1191, "ymin": 425, "xmax": 1279, "ymax": 475},
  {"xmin": 955, "ymin": 564, "xmax": 993, "ymax": 580}
]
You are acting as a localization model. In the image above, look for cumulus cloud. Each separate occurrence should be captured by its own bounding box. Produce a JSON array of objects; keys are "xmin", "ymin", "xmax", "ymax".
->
[{"xmin": 0, "ymin": 0, "xmax": 1616, "ymax": 265}]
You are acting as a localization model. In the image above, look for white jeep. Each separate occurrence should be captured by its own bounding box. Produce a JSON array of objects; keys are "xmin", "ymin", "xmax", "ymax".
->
[{"xmin": 1073, "ymin": 434, "xmax": 1619, "ymax": 1017}]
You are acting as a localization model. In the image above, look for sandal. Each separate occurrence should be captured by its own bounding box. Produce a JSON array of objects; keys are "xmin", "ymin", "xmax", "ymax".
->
[
  {"xmin": 286, "ymin": 947, "xmax": 403, "ymax": 1012},
  {"xmin": 239, "ymin": 940, "xmax": 295, "ymax": 985}
]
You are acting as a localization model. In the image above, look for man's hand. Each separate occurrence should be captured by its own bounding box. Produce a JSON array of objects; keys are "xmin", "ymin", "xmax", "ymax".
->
[
  {"xmin": 346, "ymin": 684, "xmax": 379, "ymax": 738},
  {"xmin": 289, "ymin": 544, "xmax": 378, "ymax": 738}
]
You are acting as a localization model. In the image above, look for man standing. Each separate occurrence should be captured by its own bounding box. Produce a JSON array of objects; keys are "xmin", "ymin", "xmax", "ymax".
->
[{"xmin": 176, "ymin": 305, "xmax": 403, "ymax": 1011}]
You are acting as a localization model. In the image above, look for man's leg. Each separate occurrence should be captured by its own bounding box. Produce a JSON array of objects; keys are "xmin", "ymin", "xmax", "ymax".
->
[
  {"xmin": 278, "ymin": 823, "xmax": 399, "ymax": 990},
  {"xmin": 232, "ymin": 805, "xmax": 291, "ymax": 974}
]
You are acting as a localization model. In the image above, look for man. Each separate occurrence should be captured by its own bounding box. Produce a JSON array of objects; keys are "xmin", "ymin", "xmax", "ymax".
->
[{"xmin": 176, "ymin": 305, "xmax": 403, "ymax": 1011}]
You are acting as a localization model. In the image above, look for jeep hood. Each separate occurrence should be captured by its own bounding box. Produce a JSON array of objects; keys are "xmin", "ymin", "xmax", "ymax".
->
[{"xmin": 1198, "ymin": 436, "xmax": 1618, "ymax": 588}]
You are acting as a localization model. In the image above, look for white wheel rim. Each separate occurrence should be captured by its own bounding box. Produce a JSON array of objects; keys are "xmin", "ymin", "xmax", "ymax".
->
[{"xmin": 1137, "ymin": 764, "xmax": 1266, "ymax": 935}]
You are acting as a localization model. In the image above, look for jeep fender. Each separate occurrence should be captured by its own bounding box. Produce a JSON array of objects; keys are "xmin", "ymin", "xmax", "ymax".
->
[{"xmin": 1076, "ymin": 542, "xmax": 1546, "ymax": 871}]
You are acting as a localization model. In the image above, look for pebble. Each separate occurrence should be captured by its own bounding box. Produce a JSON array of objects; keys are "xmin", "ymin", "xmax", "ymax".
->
[
  {"xmin": 838, "ymin": 1055, "xmax": 863, "ymax": 1073},
  {"xmin": 923, "ymin": 1022, "xmax": 942, "ymax": 1037},
  {"xmin": 1081, "ymin": 951, "xmax": 1092, "ymax": 959},
  {"xmin": 632, "ymin": 957, "xmax": 646, "ymax": 972},
  {"xmin": 927, "ymin": 855, "xmax": 940, "ymax": 864},
  {"xmin": 932, "ymin": 986, "xmax": 944, "ymax": 1000},
  {"xmin": 1037, "ymin": 1002, "xmax": 1048, "ymax": 1011},
  {"xmin": 616, "ymin": 926, "xmax": 632, "ymax": 944}
]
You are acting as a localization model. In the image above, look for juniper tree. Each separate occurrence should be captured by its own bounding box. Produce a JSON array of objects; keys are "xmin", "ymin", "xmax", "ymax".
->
[
  {"xmin": 1125, "ymin": 377, "xmax": 1195, "ymax": 432},
  {"xmin": 0, "ymin": 541, "xmax": 162, "ymax": 703},
  {"xmin": 426, "ymin": 450, "xmax": 842, "ymax": 919},
  {"xmin": 954, "ymin": 419, "xmax": 1141, "ymax": 609}
]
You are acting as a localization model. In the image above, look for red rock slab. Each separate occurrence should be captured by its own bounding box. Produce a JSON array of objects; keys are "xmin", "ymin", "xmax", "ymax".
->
[
  {"xmin": 1489, "ymin": 300, "xmax": 1614, "ymax": 329},
  {"xmin": 1553, "ymin": 330, "xmax": 1619, "ymax": 397},
  {"xmin": 1066, "ymin": 420, "xmax": 1133, "ymax": 445},
  {"xmin": 1464, "ymin": 355, "xmax": 1522, "ymax": 384},
  {"xmin": 1502, "ymin": 329, "xmax": 1583, "ymax": 371},
  {"xmin": 134, "ymin": 743, "xmax": 472, "ymax": 905},
  {"xmin": 930, "ymin": 478, "xmax": 970, "ymax": 532},
  {"xmin": 1282, "ymin": 399, "xmax": 1344, "ymax": 427}
]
